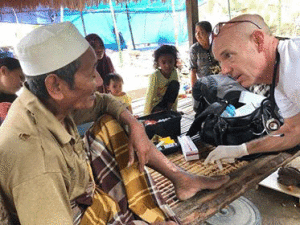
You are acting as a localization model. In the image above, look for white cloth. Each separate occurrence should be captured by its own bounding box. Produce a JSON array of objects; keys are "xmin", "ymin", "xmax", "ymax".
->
[{"xmin": 275, "ymin": 38, "xmax": 300, "ymax": 118}]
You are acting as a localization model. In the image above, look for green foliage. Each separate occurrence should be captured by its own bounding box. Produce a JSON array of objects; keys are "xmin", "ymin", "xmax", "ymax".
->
[{"xmin": 201, "ymin": 0, "xmax": 300, "ymax": 38}]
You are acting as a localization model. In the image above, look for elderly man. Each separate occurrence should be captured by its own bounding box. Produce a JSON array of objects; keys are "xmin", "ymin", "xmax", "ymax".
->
[
  {"xmin": 204, "ymin": 14, "xmax": 300, "ymax": 164},
  {"xmin": 0, "ymin": 22, "xmax": 229, "ymax": 224}
]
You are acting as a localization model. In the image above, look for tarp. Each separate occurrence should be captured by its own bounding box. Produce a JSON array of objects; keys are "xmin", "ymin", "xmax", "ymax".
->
[
  {"xmin": 0, "ymin": 0, "xmax": 205, "ymax": 50},
  {"xmin": 0, "ymin": 7, "xmax": 60, "ymax": 24}
]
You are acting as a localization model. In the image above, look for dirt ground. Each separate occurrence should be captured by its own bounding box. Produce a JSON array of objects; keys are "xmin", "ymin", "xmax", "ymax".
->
[{"xmin": 243, "ymin": 186, "xmax": 300, "ymax": 225}]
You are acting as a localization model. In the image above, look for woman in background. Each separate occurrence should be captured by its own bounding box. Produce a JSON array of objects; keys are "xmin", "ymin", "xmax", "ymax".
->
[
  {"xmin": 0, "ymin": 57, "xmax": 24, "ymax": 125},
  {"xmin": 85, "ymin": 33, "xmax": 115, "ymax": 93},
  {"xmin": 0, "ymin": 57, "xmax": 24, "ymax": 103},
  {"xmin": 189, "ymin": 21, "xmax": 220, "ymax": 88}
]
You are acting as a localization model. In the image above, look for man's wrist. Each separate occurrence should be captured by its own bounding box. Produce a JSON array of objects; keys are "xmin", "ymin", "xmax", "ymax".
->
[{"xmin": 127, "ymin": 116, "xmax": 144, "ymax": 135}]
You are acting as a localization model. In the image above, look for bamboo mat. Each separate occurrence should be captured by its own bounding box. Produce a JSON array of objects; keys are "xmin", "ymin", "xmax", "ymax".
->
[{"xmin": 148, "ymin": 148, "xmax": 249, "ymax": 209}]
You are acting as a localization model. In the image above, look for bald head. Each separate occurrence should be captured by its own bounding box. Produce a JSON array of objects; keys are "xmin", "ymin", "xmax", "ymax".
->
[
  {"xmin": 231, "ymin": 14, "xmax": 271, "ymax": 36},
  {"xmin": 213, "ymin": 14, "xmax": 271, "ymax": 42}
]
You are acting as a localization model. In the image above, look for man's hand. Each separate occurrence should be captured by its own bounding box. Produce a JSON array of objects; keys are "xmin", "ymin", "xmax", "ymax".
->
[
  {"xmin": 204, "ymin": 143, "xmax": 248, "ymax": 165},
  {"xmin": 127, "ymin": 122, "xmax": 152, "ymax": 172}
]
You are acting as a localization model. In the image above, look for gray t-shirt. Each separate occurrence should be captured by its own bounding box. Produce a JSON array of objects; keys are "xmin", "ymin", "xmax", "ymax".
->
[{"xmin": 189, "ymin": 42, "xmax": 219, "ymax": 78}]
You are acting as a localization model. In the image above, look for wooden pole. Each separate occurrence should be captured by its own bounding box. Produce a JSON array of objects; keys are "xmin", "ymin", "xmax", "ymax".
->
[
  {"xmin": 171, "ymin": 0, "xmax": 179, "ymax": 48},
  {"xmin": 277, "ymin": 0, "xmax": 282, "ymax": 35},
  {"xmin": 60, "ymin": 6, "xmax": 64, "ymax": 22},
  {"xmin": 80, "ymin": 11, "xmax": 87, "ymax": 36},
  {"xmin": 109, "ymin": 0, "xmax": 123, "ymax": 67},
  {"xmin": 12, "ymin": 8, "xmax": 19, "ymax": 24},
  {"xmin": 227, "ymin": 0, "xmax": 231, "ymax": 20},
  {"xmin": 186, "ymin": 0, "xmax": 198, "ymax": 47},
  {"xmin": 125, "ymin": 3, "xmax": 136, "ymax": 50}
]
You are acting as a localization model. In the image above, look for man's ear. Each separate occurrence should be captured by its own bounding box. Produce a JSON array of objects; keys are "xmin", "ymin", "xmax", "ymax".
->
[
  {"xmin": 0, "ymin": 66, "xmax": 9, "ymax": 76},
  {"xmin": 252, "ymin": 30, "xmax": 264, "ymax": 52},
  {"xmin": 45, "ymin": 74, "xmax": 65, "ymax": 100}
]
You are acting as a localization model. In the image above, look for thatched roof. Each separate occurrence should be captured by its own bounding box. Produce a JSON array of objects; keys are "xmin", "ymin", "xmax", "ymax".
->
[{"xmin": 0, "ymin": 0, "xmax": 164, "ymax": 11}]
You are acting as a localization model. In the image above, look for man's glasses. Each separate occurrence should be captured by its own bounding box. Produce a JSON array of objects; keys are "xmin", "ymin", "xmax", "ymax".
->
[{"xmin": 212, "ymin": 20, "xmax": 262, "ymax": 40}]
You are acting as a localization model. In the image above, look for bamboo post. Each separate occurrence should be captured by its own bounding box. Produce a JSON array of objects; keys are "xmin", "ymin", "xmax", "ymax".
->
[
  {"xmin": 109, "ymin": 0, "xmax": 123, "ymax": 67},
  {"xmin": 60, "ymin": 6, "xmax": 64, "ymax": 22},
  {"xmin": 80, "ymin": 10, "xmax": 87, "ymax": 36},
  {"xmin": 171, "ymin": 0, "xmax": 179, "ymax": 48},
  {"xmin": 12, "ymin": 8, "xmax": 19, "ymax": 23},
  {"xmin": 227, "ymin": 0, "xmax": 231, "ymax": 20},
  {"xmin": 126, "ymin": 2, "xmax": 136, "ymax": 50},
  {"xmin": 185, "ymin": 0, "xmax": 198, "ymax": 47},
  {"xmin": 12, "ymin": 7, "xmax": 21, "ymax": 47},
  {"xmin": 277, "ymin": 0, "xmax": 282, "ymax": 35}
]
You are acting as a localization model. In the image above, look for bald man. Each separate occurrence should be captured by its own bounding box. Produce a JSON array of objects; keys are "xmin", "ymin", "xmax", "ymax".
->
[{"xmin": 204, "ymin": 14, "xmax": 300, "ymax": 164}]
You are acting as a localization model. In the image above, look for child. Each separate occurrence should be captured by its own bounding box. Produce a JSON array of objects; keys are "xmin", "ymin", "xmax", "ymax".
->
[
  {"xmin": 144, "ymin": 45, "xmax": 180, "ymax": 116},
  {"xmin": 104, "ymin": 73, "xmax": 133, "ymax": 114}
]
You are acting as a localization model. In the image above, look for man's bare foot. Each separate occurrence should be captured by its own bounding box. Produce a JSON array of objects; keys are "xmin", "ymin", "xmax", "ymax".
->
[{"xmin": 173, "ymin": 172, "xmax": 230, "ymax": 201}]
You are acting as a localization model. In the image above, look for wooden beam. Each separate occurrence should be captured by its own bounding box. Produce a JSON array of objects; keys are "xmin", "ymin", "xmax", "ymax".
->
[
  {"xmin": 186, "ymin": 0, "xmax": 199, "ymax": 47},
  {"xmin": 172, "ymin": 149, "xmax": 300, "ymax": 224}
]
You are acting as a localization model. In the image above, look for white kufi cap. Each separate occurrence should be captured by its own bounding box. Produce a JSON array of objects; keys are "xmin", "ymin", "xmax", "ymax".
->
[{"xmin": 15, "ymin": 21, "xmax": 89, "ymax": 76}]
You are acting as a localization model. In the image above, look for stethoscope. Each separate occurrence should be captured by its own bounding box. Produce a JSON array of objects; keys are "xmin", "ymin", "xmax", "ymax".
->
[
  {"xmin": 252, "ymin": 98, "xmax": 283, "ymax": 137},
  {"xmin": 254, "ymin": 50, "xmax": 284, "ymax": 138},
  {"xmin": 261, "ymin": 110, "xmax": 283, "ymax": 137}
]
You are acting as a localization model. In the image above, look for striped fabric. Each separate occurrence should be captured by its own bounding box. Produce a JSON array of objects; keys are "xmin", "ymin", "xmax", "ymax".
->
[
  {"xmin": 81, "ymin": 114, "xmax": 180, "ymax": 224},
  {"xmin": 249, "ymin": 84, "xmax": 271, "ymax": 97}
]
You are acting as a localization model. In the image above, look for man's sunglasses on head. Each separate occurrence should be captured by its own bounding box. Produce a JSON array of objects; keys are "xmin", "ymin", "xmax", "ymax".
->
[{"xmin": 212, "ymin": 20, "xmax": 262, "ymax": 40}]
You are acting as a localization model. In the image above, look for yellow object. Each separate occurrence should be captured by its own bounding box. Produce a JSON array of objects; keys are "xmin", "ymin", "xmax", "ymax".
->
[{"xmin": 159, "ymin": 136, "xmax": 175, "ymax": 144}]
